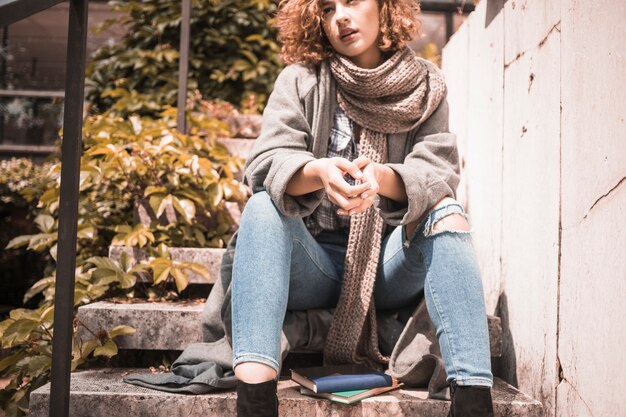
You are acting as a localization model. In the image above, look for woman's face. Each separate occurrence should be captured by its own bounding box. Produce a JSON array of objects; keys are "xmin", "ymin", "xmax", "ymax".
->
[{"xmin": 320, "ymin": 0, "xmax": 382, "ymax": 68}]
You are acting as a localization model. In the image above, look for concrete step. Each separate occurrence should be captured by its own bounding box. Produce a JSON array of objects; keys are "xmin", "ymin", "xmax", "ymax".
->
[
  {"xmin": 77, "ymin": 300, "xmax": 206, "ymax": 351},
  {"xmin": 76, "ymin": 301, "xmax": 503, "ymax": 357},
  {"xmin": 28, "ymin": 368, "xmax": 543, "ymax": 417},
  {"xmin": 108, "ymin": 247, "xmax": 225, "ymax": 285}
]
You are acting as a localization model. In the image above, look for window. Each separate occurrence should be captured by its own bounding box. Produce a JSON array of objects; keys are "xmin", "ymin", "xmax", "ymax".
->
[{"xmin": 0, "ymin": 1, "xmax": 123, "ymax": 158}]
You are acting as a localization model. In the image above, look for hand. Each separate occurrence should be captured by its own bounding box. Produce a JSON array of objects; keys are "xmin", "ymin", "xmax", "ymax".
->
[
  {"xmin": 311, "ymin": 157, "xmax": 372, "ymax": 212},
  {"xmin": 336, "ymin": 156, "xmax": 381, "ymax": 216}
]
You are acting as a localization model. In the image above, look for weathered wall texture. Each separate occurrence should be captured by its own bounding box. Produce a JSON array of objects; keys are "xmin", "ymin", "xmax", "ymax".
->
[
  {"xmin": 442, "ymin": 0, "xmax": 625, "ymax": 416},
  {"xmin": 557, "ymin": 1, "xmax": 626, "ymax": 416}
]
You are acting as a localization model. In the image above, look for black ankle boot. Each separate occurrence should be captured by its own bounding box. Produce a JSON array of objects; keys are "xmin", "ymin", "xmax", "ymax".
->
[
  {"xmin": 447, "ymin": 380, "xmax": 494, "ymax": 417},
  {"xmin": 236, "ymin": 379, "xmax": 279, "ymax": 417}
]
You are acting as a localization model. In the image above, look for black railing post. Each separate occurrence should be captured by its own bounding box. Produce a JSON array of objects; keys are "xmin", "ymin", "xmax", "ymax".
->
[
  {"xmin": 176, "ymin": 0, "xmax": 191, "ymax": 133},
  {"xmin": 49, "ymin": 0, "xmax": 89, "ymax": 416}
]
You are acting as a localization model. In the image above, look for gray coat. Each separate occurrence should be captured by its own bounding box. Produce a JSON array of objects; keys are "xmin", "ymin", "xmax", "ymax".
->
[{"xmin": 123, "ymin": 59, "xmax": 459, "ymax": 400}]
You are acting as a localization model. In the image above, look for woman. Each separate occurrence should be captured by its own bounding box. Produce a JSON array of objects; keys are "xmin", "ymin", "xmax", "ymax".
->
[{"xmin": 232, "ymin": 1, "xmax": 494, "ymax": 416}]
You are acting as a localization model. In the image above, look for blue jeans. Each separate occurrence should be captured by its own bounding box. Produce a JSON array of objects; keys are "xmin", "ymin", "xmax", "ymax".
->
[{"xmin": 231, "ymin": 191, "xmax": 493, "ymax": 387}]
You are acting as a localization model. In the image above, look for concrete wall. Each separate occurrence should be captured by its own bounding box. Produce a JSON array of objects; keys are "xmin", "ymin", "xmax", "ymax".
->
[{"xmin": 441, "ymin": 1, "xmax": 625, "ymax": 416}]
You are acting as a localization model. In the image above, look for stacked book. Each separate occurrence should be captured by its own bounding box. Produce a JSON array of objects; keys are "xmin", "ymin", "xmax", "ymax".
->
[{"xmin": 290, "ymin": 364, "xmax": 402, "ymax": 405}]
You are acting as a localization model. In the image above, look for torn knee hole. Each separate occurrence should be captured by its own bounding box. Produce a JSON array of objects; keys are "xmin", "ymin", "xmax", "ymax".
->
[{"xmin": 429, "ymin": 213, "xmax": 471, "ymax": 235}]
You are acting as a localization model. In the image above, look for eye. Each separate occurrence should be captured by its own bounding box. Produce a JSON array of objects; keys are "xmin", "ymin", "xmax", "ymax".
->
[{"xmin": 322, "ymin": 6, "xmax": 334, "ymax": 16}]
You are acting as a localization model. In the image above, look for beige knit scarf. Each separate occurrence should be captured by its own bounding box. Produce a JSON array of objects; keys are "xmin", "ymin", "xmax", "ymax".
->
[{"xmin": 323, "ymin": 45, "xmax": 447, "ymax": 369}]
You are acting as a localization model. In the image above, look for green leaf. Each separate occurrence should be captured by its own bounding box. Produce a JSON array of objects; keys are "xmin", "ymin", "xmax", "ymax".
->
[
  {"xmin": 207, "ymin": 183, "xmax": 223, "ymax": 208},
  {"xmin": 25, "ymin": 232, "xmax": 57, "ymax": 252},
  {"xmin": 156, "ymin": 194, "xmax": 173, "ymax": 219},
  {"xmin": 0, "ymin": 317, "xmax": 13, "ymax": 338},
  {"xmin": 170, "ymin": 267, "xmax": 189, "ymax": 293},
  {"xmin": 172, "ymin": 197, "xmax": 196, "ymax": 224},
  {"xmin": 152, "ymin": 243, "xmax": 169, "ymax": 258},
  {"xmin": 16, "ymin": 355, "xmax": 52, "ymax": 378},
  {"xmin": 93, "ymin": 339, "xmax": 118, "ymax": 357},
  {"xmin": 86, "ymin": 256, "xmax": 122, "ymax": 271},
  {"xmin": 193, "ymin": 228, "xmax": 206, "ymax": 247},
  {"xmin": 118, "ymin": 272, "xmax": 137, "ymax": 289},
  {"xmin": 80, "ymin": 339, "xmax": 99, "ymax": 358},
  {"xmin": 9, "ymin": 308, "xmax": 39, "ymax": 321},
  {"xmin": 120, "ymin": 251, "xmax": 134, "ymax": 272},
  {"xmin": 5, "ymin": 234, "xmax": 33, "ymax": 250},
  {"xmin": 109, "ymin": 325, "xmax": 136, "ymax": 338},
  {"xmin": 181, "ymin": 262, "xmax": 212, "ymax": 282},
  {"xmin": 39, "ymin": 305, "xmax": 55, "ymax": 324},
  {"xmin": 50, "ymin": 243, "xmax": 58, "ymax": 261},
  {"xmin": 91, "ymin": 268, "xmax": 121, "ymax": 286},
  {"xmin": 77, "ymin": 226, "xmax": 96, "ymax": 240},
  {"xmin": 0, "ymin": 350, "xmax": 28, "ymax": 373},
  {"xmin": 39, "ymin": 188, "xmax": 59, "ymax": 207},
  {"xmin": 145, "ymin": 185, "xmax": 167, "ymax": 196},
  {"xmin": 3, "ymin": 319, "xmax": 39, "ymax": 348},
  {"xmin": 149, "ymin": 194, "xmax": 164, "ymax": 216},
  {"xmin": 154, "ymin": 266, "xmax": 171, "ymax": 285}
]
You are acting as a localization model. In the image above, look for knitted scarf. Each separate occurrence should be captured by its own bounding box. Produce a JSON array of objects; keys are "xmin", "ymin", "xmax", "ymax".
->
[{"xmin": 323, "ymin": 45, "xmax": 447, "ymax": 369}]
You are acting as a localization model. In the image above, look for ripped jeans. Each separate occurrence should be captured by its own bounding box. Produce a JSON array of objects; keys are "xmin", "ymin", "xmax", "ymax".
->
[{"xmin": 231, "ymin": 191, "xmax": 493, "ymax": 387}]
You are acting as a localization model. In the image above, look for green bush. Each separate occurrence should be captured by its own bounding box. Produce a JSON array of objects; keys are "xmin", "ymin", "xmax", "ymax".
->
[
  {"xmin": 86, "ymin": 0, "xmax": 282, "ymax": 116},
  {"xmin": 0, "ymin": 109, "xmax": 248, "ymax": 416}
]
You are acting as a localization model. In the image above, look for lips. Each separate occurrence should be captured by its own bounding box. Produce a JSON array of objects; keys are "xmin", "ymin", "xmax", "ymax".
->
[{"xmin": 339, "ymin": 27, "xmax": 358, "ymax": 40}]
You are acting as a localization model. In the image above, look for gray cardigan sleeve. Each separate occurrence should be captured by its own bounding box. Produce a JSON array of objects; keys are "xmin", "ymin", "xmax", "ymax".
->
[
  {"xmin": 377, "ymin": 95, "xmax": 461, "ymax": 226},
  {"xmin": 243, "ymin": 65, "xmax": 325, "ymax": 217}
]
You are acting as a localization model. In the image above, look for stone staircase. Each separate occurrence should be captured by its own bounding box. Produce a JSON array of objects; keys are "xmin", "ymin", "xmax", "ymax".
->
[{"xmin": 28, "ymin": 139, "xmax": 544, "ymax": 416}]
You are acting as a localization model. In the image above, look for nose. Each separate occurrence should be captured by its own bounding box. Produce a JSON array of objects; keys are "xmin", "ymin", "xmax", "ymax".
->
[{"xmin": 334, "ymin": 4, "xmax": 350, "ymax": 24}]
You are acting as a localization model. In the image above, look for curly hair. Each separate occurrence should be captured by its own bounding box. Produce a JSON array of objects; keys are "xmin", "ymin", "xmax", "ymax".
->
[{"xmin": 276, "ymin": 0, "xmax": 422, "ymax": 66}]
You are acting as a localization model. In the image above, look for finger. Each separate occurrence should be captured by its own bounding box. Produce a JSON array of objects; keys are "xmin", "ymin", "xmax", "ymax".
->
[
  {"xmin": 360, "ymin": 182, "xmax": 380, "ymax": 200},
  {"xmin": 333, "ymin": 158, "xmax": 365, "ymax": 182},
  {"xmin": 339, "ymin": 201, "xmax": 369, "ymax": 216},
  {"xmin": 345, "ymin": 195, "xmax": 377, "ymax": 215},
  {"xmin": 337, "ymin": 195, "xmax": 368, "ymax": 212},
  {"xmin": 353, "ymin": 156, "xmax": 371, "ymax": 169},
  {"xmin": 357, "ymin": 165, "xmax": 379, "ymax": 198},
  {"xmin": 327, "ymin": 189, "xmax": 351, "ymax": 209},
  {"xmin": 329, "ymin": 175, "xmax": 371, "ymax": 197}
]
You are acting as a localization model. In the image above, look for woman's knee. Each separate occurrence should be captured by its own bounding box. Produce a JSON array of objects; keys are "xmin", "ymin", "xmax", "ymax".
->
[
  {"xmin": 241, "ymin": 191, "xmax": 284, "ymax": 225},
  {"xmin": 245, "ymin": 190, "xmax": 276, "ymax": 213},
  {"xmin": 432, "ymin": 213, "xmax": 470, "ymax": 233},
  {"xmin": 239, "ymin": 190, "xmax": 304, "ymax": 242},
  {"xmin": 423, "ymin": 198, "xmax": 471, "ymax": 238}
]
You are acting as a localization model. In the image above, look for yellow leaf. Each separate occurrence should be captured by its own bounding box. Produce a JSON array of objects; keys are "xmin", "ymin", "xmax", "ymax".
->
[
  {"xmin": 182, "ymin": 262, "xmax": 212, "ymax": 282},
  {"xmin": 109, "ymin": 325, "xmax": 136, "ymax": 338},
  {"xmin": 156, "ymin": 195, "xmax": 173, "ymax": 219},
  {"xmin": 170, "ymin": 268, "xmax": 188, "ymax": 293},
  {"xmin": 172, "ymin": 197, "xmax": 195, "ymax": 224},
  {"xmin": 93, "ymin": 339, "xmax": 118, "ymax": 357},
  {"xmin": 154, "ymin": 267, "xmax": 171, "ymax": 285},
  {"xmin": 80, "ymin": 339, "xmax": 99, "ymax": 358},
  {"xmin": 144, "ymin": 186, "xmax": 167, "ymax": 196}
]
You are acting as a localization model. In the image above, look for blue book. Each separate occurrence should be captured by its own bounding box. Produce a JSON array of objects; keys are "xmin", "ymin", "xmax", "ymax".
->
[{"xmin": 290, "ymin": 364, "xmax": 393, "ymax": 394}]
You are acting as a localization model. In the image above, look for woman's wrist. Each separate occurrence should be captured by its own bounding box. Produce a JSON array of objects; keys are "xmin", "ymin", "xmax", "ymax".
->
[
  {"xmin": 285, "ymin": 159, "xmax": 325, "ymax": 196},
  {"xmin": 375, "ymin": 163, "xmax": 408, "ymax": 203}
]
